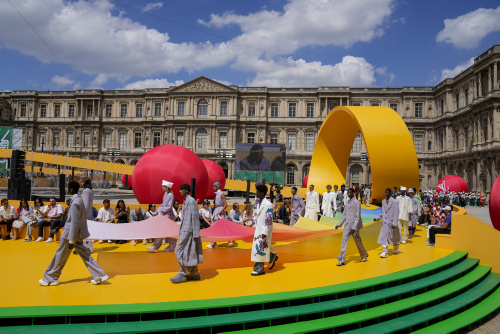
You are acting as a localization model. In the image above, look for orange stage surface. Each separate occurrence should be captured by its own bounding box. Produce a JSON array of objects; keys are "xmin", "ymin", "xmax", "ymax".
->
[{"xmin": 0, "ymin": 222, "xmax": 455, "ymax": 309}]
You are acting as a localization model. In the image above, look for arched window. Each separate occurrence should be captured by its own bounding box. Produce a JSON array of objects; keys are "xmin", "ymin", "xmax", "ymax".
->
[
  {"xmin": 195, "ymin": 128, "xmax": 208, "ymax": 149},
  {"xmin": 350, "ymin": 165, "xmax": 362, "ymax": 185},
  {"xmin": 303, "ymin": 164, "xmax": 310, "ymax": 180},
  {"xmin": 286, "ymin": 164, "xmax": 295, "ymax": 185},
  {"xmin": 197, "ymin": 99, "xmax": 208, "ymax": 116},
  {"xmin": 219, "ymin": 162, "xmax": 228, "ymax": 178}
]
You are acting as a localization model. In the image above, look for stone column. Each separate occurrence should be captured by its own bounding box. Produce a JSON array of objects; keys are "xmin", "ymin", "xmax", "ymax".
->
[
  {"xmin": 488, "ymin": 65, "xmax": 493, "ymax": 92},
  {"xmin": 494, "ymin": 62, "xmax": 499, "ymax": 90}
]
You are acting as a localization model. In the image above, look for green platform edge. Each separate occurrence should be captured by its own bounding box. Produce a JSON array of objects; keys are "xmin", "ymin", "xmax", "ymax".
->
[{"xmin": 0, "ymin": 250, "xmax": 468, "ymax": 319}]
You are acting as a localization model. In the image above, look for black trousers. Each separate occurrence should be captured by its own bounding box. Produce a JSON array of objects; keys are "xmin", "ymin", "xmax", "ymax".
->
[
  {"xmin": 429, "ymin": 228, "xmax": 450, "ymax": 244},
  {"xmin": 0, "ymin": 219, "xmax": 14, "ymax": 233},
  {"xmin": 38, "ymin": 219, "xmax": 63, "ymax": 238},
  {"xmin": 200, "ymin": 219, "xmax": 210, "ymax": 229}
]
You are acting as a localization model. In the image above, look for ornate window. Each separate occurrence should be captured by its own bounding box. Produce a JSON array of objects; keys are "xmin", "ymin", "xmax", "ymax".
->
[
  {"xmin": 306, "ymin": 103, "xmax": 314, "ymax": 117},
  {"xmin": 271, "ymin": 103, "xmax": 278, "ymax": 117},
  {"xmin": 197, "ymin": 99, "xmax": 208, "ymax": 116},
  {"xmin": 178, "ymin": 102, "xmax": 185, "ymax": 116},
  {"xmin": 220, "ymin": 101, "xmax": 228, "ymax": 116},
  {"xmin": 195, "ymin": 128, "xmax": 208, "ymax": 148},
  {"xmin": 288, "ymin": 103, "xmax": 296, "ymax": 117},
  {"xmin": 155, "ymin": 103, "xmax": 162, "ymax": 117},
  {"xmin": 286, "ymin": 164, "xmax": 295, "ymax": 185},
  {"xmin": 121, "ymin": 104, "xmax": 127, "ymax": 118},
  {"xmin": 136, "ymin": 104, "xmax": 143, "ymax": 118},
  {"xmin": 248, "ymin": 102, "xmax": 256, "ymax": 117},
  {"xmin": 106, "ymin": 105, "xmax": 112, "ymax": 118}
]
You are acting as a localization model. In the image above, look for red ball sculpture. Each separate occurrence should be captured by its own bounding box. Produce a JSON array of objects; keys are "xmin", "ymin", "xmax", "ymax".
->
[
  {"xmin": 132, "ymin": 145, "xmax": 209, "ymax": 204},
  {"xmin": 121, "ymin": 174, "xmax": 133, "ymax": 189},
  {"xmin": 202, "ymin": 159, "xmax": 226, "ymax": 199},
  {"xmin": 303, "ymin": 174, "xmax": 309, "ymax": 188},
  {"xmin": 489, "ymin": 173, "xmax": 500, "ymax": 231},
  {"xmin": 436, "ymin": 175, "xmax": 469, "ymax": 193}
]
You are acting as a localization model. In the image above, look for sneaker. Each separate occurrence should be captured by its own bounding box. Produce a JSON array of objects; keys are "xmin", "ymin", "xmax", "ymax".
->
[
  {"xmin": 108, "ymin": 240, "xmax": 112, "ymax": 243},
  {"xmin": 45, "ymin": 238, "xmax": 54, "ymax": 243},
  {"xmin": 207, "ymin": 243, "xmax": 218, "ymax": 249},
  {"xmin": 39, "ymin": 279, "xmax": 59, "ymax": 286},
  {"xmin": 380, "ymin": 252, "xmax": 388, "ymax": 258},
  {"xmin": 146, "ymin": 245, "xmax": 158, "ymax": 253},
  {"xmin": 130, "ymin": 240, "xmax": 136, "ymax": 246},
  {"xmin": 35, "ymin": 237, "xmax": 43, "ymax": 242},
  {"xmin": 162, "ymin": 239, "xmax": 166, "ymax": 245},
  {"xmin": 401, "ymin": 240, "xmax": 406, "ymax": 244},
  {"xmin": 2, "ymin": 235, "xmax": 10, "ymax": 241},
  {"xmin": 268, "ymin": 253, "xmax": 278, "ymax": 270},
  {"xmin": 393, "ymin": 247, "xmax": 400, "ymax": 254},
  {"xmin": 427, "ymin": 243, "xmax": 435, "ymax": 246},
  {"xmin": 227, "ymin": 241, "xmax": 235, "ymax": 247},
  {"xmin": 360, "ymin": 257, "xmax": 368, "ymax": 262},
  {"xmin": 91, "ymin": 275, "xmax": 109, "ymax": 285},
  {"xmin": 142, "ymin": 239, "xmax": 147, "ymax": 245},
  {"xmin": 99, "ymin": 240, "xmax": 103, "ymax": 244},
  {"xmin": 251, "ymin": 270, "xmax": 265, "ymax": 276},
  {"xmin": 336, "ymin": 261, "xmax": 345, "ymax": 266},
  {"xmin": 186, "ymin": 274, "xmax": 201, "ymax": 281},
  {"xmin": 170, "ymin": 274, "xmax": 187, "ymax": 283},
  {"xmin": 24, "ymin": 236, "xmax": 33, "ymax": 242}
]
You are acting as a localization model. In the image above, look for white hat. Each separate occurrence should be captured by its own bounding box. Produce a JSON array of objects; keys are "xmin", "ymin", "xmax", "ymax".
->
[
  {"xmin": 408, "ymin": 188, "xmax": 415, "ymax": 193},
  {"xmin": 443, "ymin": 205, "xmax": 452, "ymax": 211},
  {"xmin": 400, "ymin": 186, "xmax": 407, "ymax": 191},
  {"xmin": 162, "ymin": 180, "xmax": 174, "ymax": 188}
]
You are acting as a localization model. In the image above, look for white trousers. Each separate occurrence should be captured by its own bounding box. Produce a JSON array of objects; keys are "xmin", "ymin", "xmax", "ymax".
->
[{"xmin": 398, "ymin": 219, "xmax": 409, "ymax": 242}]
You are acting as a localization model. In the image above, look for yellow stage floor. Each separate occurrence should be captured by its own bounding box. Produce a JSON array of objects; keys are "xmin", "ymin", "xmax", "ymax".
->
[{"xmin": 1, "ymin": 222, "xmax": 454, "ymax": 309}]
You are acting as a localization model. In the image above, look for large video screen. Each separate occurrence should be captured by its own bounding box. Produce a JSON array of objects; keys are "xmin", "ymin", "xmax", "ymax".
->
[{"xmin": 235, "ymin": 143, "xmax": 286, "ymax": 172}]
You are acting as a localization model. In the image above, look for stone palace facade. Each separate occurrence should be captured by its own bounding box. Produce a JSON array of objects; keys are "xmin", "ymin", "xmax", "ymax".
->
[{"xmin": 1, "ymin": 45, "xmax": 499, "ymax": 194}]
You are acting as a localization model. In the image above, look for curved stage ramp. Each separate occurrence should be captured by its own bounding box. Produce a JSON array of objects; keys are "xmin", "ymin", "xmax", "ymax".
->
[{"xmin": 1, "ymin": 209, "xmax": 499, "ymax": 333}]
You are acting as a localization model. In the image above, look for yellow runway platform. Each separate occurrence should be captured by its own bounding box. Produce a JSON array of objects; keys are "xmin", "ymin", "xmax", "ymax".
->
[{"xmin": 1, "ymin": 222, "xmax": 452, "ymax": 308}]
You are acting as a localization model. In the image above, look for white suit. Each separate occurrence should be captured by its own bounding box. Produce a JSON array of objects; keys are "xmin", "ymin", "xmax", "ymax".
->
[
  {"xmin": 396, "ymin": 195, "xmax": 412, "ymax": 242},
  {"xmin": 322, "ymin": 191, "xmax": 336, "ymax": 217},
  {"xmin": 304, "ymin": 191, "xmax": 320, "ymax": 221}
]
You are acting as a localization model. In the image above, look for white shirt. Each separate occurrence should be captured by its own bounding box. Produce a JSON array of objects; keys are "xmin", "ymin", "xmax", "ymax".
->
[
  {"xmin": 0, "ymin": 205, "xmax": 15, "ymax": 219},
  {"xmin": 97, "ymin": 207, "xmax": 115, "ymax": 222},
  {"xmin": 199, "ymin": 208, "xmax": 211, "ymax": 219}
]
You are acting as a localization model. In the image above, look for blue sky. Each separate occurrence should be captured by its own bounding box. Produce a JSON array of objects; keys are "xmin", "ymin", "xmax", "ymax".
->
[{"xmin": 0, "ymin": 0, "xmax": 499, "ymax": 91}]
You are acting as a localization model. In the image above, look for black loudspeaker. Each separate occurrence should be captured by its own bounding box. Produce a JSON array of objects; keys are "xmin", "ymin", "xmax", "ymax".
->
[
  {"xmin": 8, "ymin": 150, "xmax": 31, "ymax": 201},
  {"xmin": 59, "ymin": 174, "xmax": 66, "ymax": 202}
]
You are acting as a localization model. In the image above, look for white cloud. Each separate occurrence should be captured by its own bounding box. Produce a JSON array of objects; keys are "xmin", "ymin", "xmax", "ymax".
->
[
  {"xmin": 248, "ymin": 56, "xmax": 377, "ymax": 87},
  {"xmin": 0, "ymin": 0, "xmax": 396, "ymax": 88},
  {"xmin": 120, "ymin": 78, "xmax": 184, "ymax": 89},
  {"xmin": 436, "ymin": 6, "xmax": 500, "ymax": 49},
  {"xmin": 89, "ymin": 73, "xmax": 108, "ymax": 88},
  {"xmin": 440, "ymin": 57, "xmax": 474, "ymax": 81},
  {"xmin": 142, "ymin": 2, "xmax": 163, "ymax": 13},
  {"xmin": 51, "ymin": 75, "xmax": 74, "ymax": 87},
  {"xmin": 200, "ymin": 0, "xmax": 394, "ymax": 53}
]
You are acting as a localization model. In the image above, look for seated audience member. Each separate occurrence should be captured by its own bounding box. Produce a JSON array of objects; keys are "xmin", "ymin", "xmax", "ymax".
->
[
  {"xmin": 12, "ymin": 199, "xmax": 33, "ymax": 240},
  {"xmin": 228, "ymin": 203, "xmax": 243, "ymax": 224},
  {"xmin": 27, "ymin": 198, "xmax": 45, "ymax": 242},
  {"xmin": 96, "ymin": 199, "xmax": 115, "ymax": 244},
  {"xmin": 36, "ymin": 197, "xmax": 63, "ymax": 243},
  {"xmin": 275, "ymin": 190, "xmax": 284, "ymax": 203},
  {"xmin": 146, "ymin": 203, "xmax": 159, "ymax": 219},
  {"xmin": 199, "ymin": 200, "xmax": 212, "ymax": 229},
  {"xmin": 276, "ymin": 199, "xmax": 291, "ymax": 224},
  {"xmin": 114, "ymin": 200, "xmax": 130, "ymax": 244},
  {"xmin": 242, "ymin": 203, "xmax": 255, "ymax": 226},
  {"xmin": 0, "ymin": 198, "xmax": 16, "ymax": 240},
  {"xmin": 428, "ymin": 206, "xmax": 452, "ymax": 246},
  {"xmin": 144, "ymin": 203, "xmax": 158, "ymax": 244},
  {"xmin": 129, "ymin": 206, "xmax": 147, "ymax": 246},
  {"xmin": 92, "ymin": 206, "xmax": 99, "ymax": 220},
  {"xmin": 173, "ymin": 199, "xmax": 181, "ymax": 221}
]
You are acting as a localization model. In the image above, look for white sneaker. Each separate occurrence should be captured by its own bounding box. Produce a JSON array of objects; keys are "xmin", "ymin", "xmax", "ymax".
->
[
  {"xmin": 393, "ymin": 248, "xmax": 400, "ymax": 255},
  {"xmin": 39, "ymin": 279, "xmax": 59, "ymax": 286},
  {"xmin": 45, "ymin": 238, "xmax": 54, "ymax": 243},
  {"xmin": 147, "ymin": 245, "xmax": 158, "ymax": 253},
  {"xmin": 99, "ymin": 240, "xmax": 103, "ymax": 244},
  {"xmin": 35, "ymin": 237, "xmax": 43, "ymax": 242},
  {"xmin": 162, "ymin": 239, "xmax": 166, "ymax": 245},
  {"xmin": 91, "ymin": 275, "xmax": 109, "ymax": 285},
  {"xmin": 380, "ymin": 252, "xmax": 388, "ymax": 258},
  {"xmin": 142, "ymin": 239, "xmax": 147, "ymax": 245},
  {"xmin": 130, "ymin": 240, "xmax": 136, "ymax": 246},
  {"xmin": 401, "ymin": 240, "xmax": 406, "ymax": 244},
  {"xmin": 108, "ymin": 240, "xmax": 112, "ymax": 243},
  {"xmin": 360, "ymin": 257, "xmax": 368, "ymax": 262}
]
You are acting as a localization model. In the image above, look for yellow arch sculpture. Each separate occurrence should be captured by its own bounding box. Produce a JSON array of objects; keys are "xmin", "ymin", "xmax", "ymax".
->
[{"xmin": 307, "ymin": 106, "xmax": 419, "ymax": 203}]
